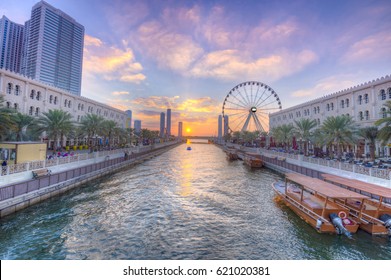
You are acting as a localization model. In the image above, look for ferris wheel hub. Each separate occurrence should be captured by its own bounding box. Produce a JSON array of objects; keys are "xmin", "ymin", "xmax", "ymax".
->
[{"xmin": 250, "ymin": 107, "xmax": 257, "ymax": 113}]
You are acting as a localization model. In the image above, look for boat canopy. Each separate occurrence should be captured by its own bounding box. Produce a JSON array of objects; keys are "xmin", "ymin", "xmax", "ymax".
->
[
  {"xmin": 285, "ymin": 173, "xmax": 367, "ymax": 199},
  {"xmin": 321, "ymin": 173, "xmax": 391, "ymax": 199}
]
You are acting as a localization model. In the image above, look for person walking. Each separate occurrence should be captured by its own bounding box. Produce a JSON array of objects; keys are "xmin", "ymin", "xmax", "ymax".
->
[{"xmin": 1, "ymin": 160, "xmax": 7, "ymax": 176}]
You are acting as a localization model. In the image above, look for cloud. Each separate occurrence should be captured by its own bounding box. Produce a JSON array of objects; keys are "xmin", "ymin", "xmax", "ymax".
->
[
  {"xmin": 189, "ymin": 49, "xmax": 318, "ymax": 81},
  {"xmin": 342, "ymin": 31, "xmax": 391, "ymax": 63},
  {"xmin": 83, "ymin": 34, "xmax": 146, "ymax": 83},
  {"xmin": 111, "ymin": 91, "xmax": 129, "ymax": 96},
  {"xmin": 292, "ymin": 75, "xmax": 357, "ymax": 98}
]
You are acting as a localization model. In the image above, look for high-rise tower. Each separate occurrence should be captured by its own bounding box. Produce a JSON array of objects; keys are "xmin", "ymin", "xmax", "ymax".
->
[
  {"xmin": 24, "ymin": 1, "xmax": 84, "ymax": 95},
  {"xmin": 166, "ymin": 109, "xmax": 171, "ymax": 137},
  {"xmin": 160, "ymin": 112, "xmax": 165, "ymax": 138},
  {"xmin": 218, "ymin": 115, "xmax": 222, "ymax": 142},
  {"xmin": 0, "ymin": 16, "xmax": 25, "ymax": 73}
]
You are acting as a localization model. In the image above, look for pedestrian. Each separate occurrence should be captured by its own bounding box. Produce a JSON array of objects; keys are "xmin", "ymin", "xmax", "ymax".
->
[{"xmin": 1, "ymin": 160, "xmax": 7, "ymax": 176}]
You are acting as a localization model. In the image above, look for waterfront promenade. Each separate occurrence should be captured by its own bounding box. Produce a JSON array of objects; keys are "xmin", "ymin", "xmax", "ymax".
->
[{"xmin": 0, "ymin": 141, "xmax": 181, "ymax": 217}]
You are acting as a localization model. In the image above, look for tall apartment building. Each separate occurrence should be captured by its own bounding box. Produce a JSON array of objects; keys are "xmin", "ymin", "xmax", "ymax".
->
[
  {"xmin": 178, "ymin": 122, "xmax": 183, "ymax": 139},
  {"xmin": 166, "ymin": 109, "xmax": 171, "ymax": 137},
  {"xmin": 159, "ymin": 112, "xmax": 165, "ymax": 138},
  {"xmin": 217, "ymin": 115, "xmax": 222, "ymax": 142},
  {"xmin": 224, "ymin": 115, "xmax": 229, "ymax": 136},
  {"xmin": 23, "ymin": 1, "xmax": 84, "ymax": 95},
  {"xmin": 0, "ymin": 16, "xmax": 25, "ymax": 73},
  {"xmin": 125, "ymin": 110, "xmax": 132, "ymax": 128},
  {"xmin": 134, "ymin": 120, "xmax": 141, "ymax": 135}
]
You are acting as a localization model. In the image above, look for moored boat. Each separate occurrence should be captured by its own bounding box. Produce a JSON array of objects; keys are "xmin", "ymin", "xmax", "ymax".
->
[
  {"xmin": 224, "ymin": 148, "xmax": 238, "ymax": 160},
  {"xmin": 322, "ymin": 173, "xmax": 391, "ymax": 235},
  {"xmin": 273, "ymin": 173, "xmax": 366, "ymax": 237},
  {"xmin": 243, "ymin": 153, "xmax": 263, "ymax": 168}
]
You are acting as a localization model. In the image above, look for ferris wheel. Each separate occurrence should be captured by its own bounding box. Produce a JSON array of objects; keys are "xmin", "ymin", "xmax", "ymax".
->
[{"xmin": 222, "ymin": 81, "xmax": 282, "ymax": 133}]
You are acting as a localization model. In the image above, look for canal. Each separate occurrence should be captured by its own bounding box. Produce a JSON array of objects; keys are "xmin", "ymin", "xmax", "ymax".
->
[{"xmin": 0, "ymin": 142, "xmax": 390, "ymax": 260}]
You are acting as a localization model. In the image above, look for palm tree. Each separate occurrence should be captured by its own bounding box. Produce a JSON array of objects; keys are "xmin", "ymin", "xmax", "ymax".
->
[
  {"xmin": 36, "ymin": 109, "xmax": 74, "ymax": 151},
  {"xmin": 293, "ymin": 118, "xmax": 317, "ymax": 155},
  {"xmin": 79, "ymin": 114, "xmax": 104, "ymax": 150},
  {"xmin": 320, "ymin": 115, "xmax": 359, "ymax": 159},
  {"xmin": 0, "ymin": 95, "xmax": 15, "ymax": 140},
  {"xmin": 101, "ymin": 120, "xmax": 118, "ymax": 148},
  {"xmin": 271, "ymin": 124, "xmax": 294, "ymax": 149},
  {"xmin": 375, "ymin": 100, "xmax": 391, "ymax": 146},
  {"xmin": 11, "ymin": 112, "xmax": 37, "ymax": 141},
  {"xmin": 359, "ymin": 126, "xmax": 379, "ymax": 161}
]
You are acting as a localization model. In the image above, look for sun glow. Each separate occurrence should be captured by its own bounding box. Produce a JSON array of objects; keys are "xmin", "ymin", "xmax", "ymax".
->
[{"xmin": 186, "ymin": 128, "xmax": 191, "ymax": 133}]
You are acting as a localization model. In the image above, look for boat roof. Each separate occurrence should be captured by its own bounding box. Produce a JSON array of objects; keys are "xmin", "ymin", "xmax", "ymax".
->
[
  {"xmin": 285, "ymin": 173, "xmax": 367, "ymax": 199},
  {"xmin": 321, "ymin": 173, "xmax": 391, "ymax": 198}
]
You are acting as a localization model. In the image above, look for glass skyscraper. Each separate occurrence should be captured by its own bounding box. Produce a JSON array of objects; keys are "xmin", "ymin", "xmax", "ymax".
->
[
  {"xmin": 160, "ymin": 112, "xmax": 165, "ymax": 138},
  {"xmin": 166, "ymin": 109, "xmax": 171, "ymax": 137},
  {"xmin": 0, "ymin": 16, "xmax": 25, "ymax": 73},
  {"xmin": 24, "ymin": 1, "xmax": 84, "ymax": 95}
]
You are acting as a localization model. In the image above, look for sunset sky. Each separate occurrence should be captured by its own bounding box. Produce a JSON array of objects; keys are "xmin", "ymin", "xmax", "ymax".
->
[{"xmin": 1, "ymin": 0, "xmax": 390, "ymax": 136}]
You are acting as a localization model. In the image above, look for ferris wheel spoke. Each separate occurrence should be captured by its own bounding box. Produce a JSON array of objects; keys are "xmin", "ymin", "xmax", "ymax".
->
[
  {"xmin": 257, "ymin": 98, "xmax": 278, "ymax": 109},
  {"xmin": 224, "ymin": 99, "xmax": 247, "ymax": 109},
  {"xmin": 252, "ymin": 113, "xmax": 265, "ymax": 132},
  {"xmin": 252, "ymin": 84, "xmax": 261, "ymax": 107},
  {"xmin": 257, "ymin": 114, "xmax": 269, "ymax": 132},
  {"xmin": 241, "ymin": 112, "xmax": 252, "ymax": 132},
  {"xmin": 229, "ymin": 92, "xmax": 248, "ymax": 108},
  {"xmin": 231, "ymin": 113, "xmax": 250, "ymax": 132},
  {"xmin": 255, "ymin": 92, "xmax": 273, "ymax": 108},
  {"xmin": 258, "ymin": 107, "xmax": 282, "ymax": 112},
  {"xmin": 236, "ymin": 88, "xmax": 251, "ymax": 107},
  {"xmin": 226, "ymin": 111, "xmax": 250, "ymax": 118},
  {"xmin": 242, "ymin": 86, "xmax": 252, "ymax": 107}
]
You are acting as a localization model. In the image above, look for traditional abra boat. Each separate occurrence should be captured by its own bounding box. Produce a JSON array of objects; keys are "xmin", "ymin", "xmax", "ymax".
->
[
  {"xmin": 243, "ymin": 153, "xmax": 263, "ymax": 168},
  {"xmin": 273, "ymin": 173, "xmax": 366, "ymax": 237},
  {"xmin": 322, "ymin": 173, "xmax": 391, "ymax": 235},
  {"xmin": 224, "ymin": 148, "xmax": 238, "ymax": 160}
]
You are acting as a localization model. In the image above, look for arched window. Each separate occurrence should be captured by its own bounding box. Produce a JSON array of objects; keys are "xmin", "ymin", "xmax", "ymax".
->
[
  {"xmin": 330, "ymin": 103, "xmax": 334, "ymax": 110},
  {"xmin": 346, "ymin": 98, "xmax": 349, "ymax": 107},
  {"xmin": 15, "ymin": 85, "xmax": 20, "ymax": 96},
  {"xmin": 64, "ymin": 99, "xmax": 68, "ymax": 107},
  {"xmin": 29, "ymin": 106, "xmax": 34, "ymax": 115},
  {"xmin": 68, "ymin": 101, "xmax": 71, "ymax": 108},
  {"xmin": 380, "ymin": 89, "xmax": 386, "ymax": 100},
  {"xmin": 365, "ymin": 110, "xmax": 369, "ymax": 120},
  {"xmin": 54, "ymin": 96, "xmax": 58, "ymax": 105},
  {"xmin": 358, "ymin": 95, "xmax": 362, "ymax": 105},
  {"xmin": 35, "ymin": 107, "xmax": 40, "ymax": 116},
  {"xmin": 388, "ymin": 88, "xmax": 391, "ymax": 99},
  {"xmin": 6, "ymin": 102, "xmax": 11, "ymax": 108},
  {"xmin": 341, "ymin": 100, "xmax": 345, "ymax": 108},
  {"xmin": 78, "ymin": 103, "xmax": 81, "ymax": 110},
  {"xmin": 381, "ymin": 107, "xmax": 387, "ymax": 118},
  {"xmin": 359, "ymin": 111, "xmax": 363, "ymax": 120},
  {"xmin": 7, "ymin": 83, "xmax": 12, "ymax": 94},
  {"xmin": 364, "ymin": 94, "xmax": 369, "ymax": 103},
  {"xmin": 327, "ymin": 104, "xmax": 330, "ymax": 111},
  {"xmin": 30, "ymin": 90, "xmax": 35, "ymax": 99},
  {"xmin": 81, "ymin": 104, "xmax": 84, "ymax": 111},
  {"xmin": 36, "ymin": 91, "xmax": 41, "ymax": 101},
  {"xmin": 14, "ymin": 103, "xmax": 18, "ymax": 111},
  {"xmin": 49, "ymin": 95, "xmax": 53, "ymax": 103}
]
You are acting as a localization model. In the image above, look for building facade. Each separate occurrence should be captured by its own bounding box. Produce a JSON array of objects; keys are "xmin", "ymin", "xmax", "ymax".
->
[
  {"xmin": 23, "ymin": 1, "xmax": 84, "ymax": 95},
  {"xmin": 270, "ymin": 75, "xmax": 391, "ymax": 130},
  {"xmin": 0, "ymin": 16, "xmax": 25, "ymax": 73},
  {"xmin": 269, "ymin": 75, "xmax": 391, "ymax": 156},
  {"xmin": 178, "ymin": 122, "xmax": 183, "ymax": 139},
  {"xmin": 224, "ymin": 115, "xmax": 229, "ymax": 136},
  {"xmin": 125, "ymin": 110, "xmax": 132, "ymax": 129},
  {"xmin": 134, "ymin": 120, "xmax": 141, "ymax": 135},
  {"xmin": 166, "ymin": 108, "xmax": 171, "ymax": 137},
  {"xmin": 217, "ymin": 115, "xmax": 222, "ymax": 142},
  {"xmin": 160, "ymin": 112, "xmax": 165, "ymax": 138},
  {"xmin": 0, "ymin": 68, "xmax": 126, "ymax": 127}
]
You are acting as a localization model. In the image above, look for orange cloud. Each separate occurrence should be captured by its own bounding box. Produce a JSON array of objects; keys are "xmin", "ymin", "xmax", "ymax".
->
[{"xmin": 83, "ymin": 34, "xmax": 146, "ymax": 83}]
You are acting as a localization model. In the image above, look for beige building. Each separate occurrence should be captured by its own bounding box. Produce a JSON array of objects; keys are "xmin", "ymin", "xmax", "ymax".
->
[
  {"xmin": 269, "ymin": 75, "xmax": 391, "ymax": 156},
  {"xmin": 0, "ymin": 68, "xmax": 127, "ymax": 127}
]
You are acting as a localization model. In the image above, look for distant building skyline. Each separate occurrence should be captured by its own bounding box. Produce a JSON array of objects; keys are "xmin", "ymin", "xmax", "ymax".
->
[
  {"xmin": 166, "ymin": 108, "xmax": 171, "ymax": 137},
  {"xmin": 159, "ymin": 112, "xmax": 165, "ymax": 138},
  {"xmin": 125, "ymin": 110, "xmax": 132, "ymax": 129},
  {"xmin": 217, "ymin": 115, "xmax": 222, "ymax": 141},
  {"xmin": 224, "ymin": 115, "xmax": 229, "ymax": 136},
  {"xmin": 134, "ymin": 120, "xmax": 141, "ymax": 135},
  {"xmin": 178, "ymin": 122, "xmax": 183, "ymax": 139}
]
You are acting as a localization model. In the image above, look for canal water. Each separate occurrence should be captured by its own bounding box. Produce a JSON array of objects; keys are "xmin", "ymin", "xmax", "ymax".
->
[{"xmin": 0, "ymin": 143, "xmax": 390, "ymax": 260}]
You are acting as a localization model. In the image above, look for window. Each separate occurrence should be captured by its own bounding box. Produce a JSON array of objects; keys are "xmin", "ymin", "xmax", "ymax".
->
[
  {"xmin": 15, "ymin": 85, "xmax": 20, "ymax": 96},
  {"xmin": 313, "ymin": 107, "xmax": 317, "ymax": 114},
  {"xmin": 358, "ymin": 95, "xmax": 362, "ymax": 105},
  {"xmin": 35, "ymin": 107, "xmax": 40, "ymax": 116},
  {"xmin": 49, "ymin": 95, "xmax": 53, "ymax": 103},
  {"xmin": 6, "ymin": 102, "xmax": 11, "ymax": 108},
  {"xmin": 7, "ymin": 83, "xmax": 12, "ymax": 94},
  {"xmin": 317, "ymin": 119, "xmax": 320, "ymax": 125},
  {"xmin": 365, "ymin": 110, "xmax": 369, "ymax": 120},
  {"xmin": 388, "ymin": 88, "xmax": 391, "ymax": 99},
  {"xmin": 317, "ymin": 106, "xmax": 320, "ymax": 113},
  {"xmin": 54, "ymin": 96, "xmax": 58, "ymax": 105},
  {"xmin": 30, "ymin": 90, "xmax": 35, "ymax": 99},
  {"xmin": 36, "ymin": 91, "xmax": 41, "ymax": 101},
  {"xmin": 68, "ymin": 101, "xmax": 71, "ymax": 108},
  {"xmin": 346, "ymin": 98, "xmax": 349, "ymax": 107},
  {"xmin": 380, "ymin": 89, "xmax": 386, "ymax": 100},
  {"xmin": 29, "ymin": 106, "xmax": 34, "ymax": 116},
  {"xmin": 341, "ymin": 100, "xmax": 345, "ymax": 108},
  {"xmin": 78, "ymin": 104, "xmax": 81, "ymax": 110},
  {"xmin": 381, "ymin": 107, "xmax": 387, "ymax": 118},
  {"xmin": 327, "ymin": 104, "xmax": 330, "ymax": 111},
  {"xmin": 330, "ymin": 103, "xmax": 334, "ymax": 110},
  {"xmin": 359, "ymin": 111, "xmax": 363, "ymax": 120},
  {"xmin": 14, "ymin": 103, "xmax": 18, "ymax": 110},
  {"xmin": 77, "ymin": 116, "xmax": 80, "ymax": 122},
  {"xmin": 364, "ymin": 94, "xmax": 369, "ymax": 103},
  {"xmin": 64, "ymin": 99, "xmax": 68, "ymax": 107}
]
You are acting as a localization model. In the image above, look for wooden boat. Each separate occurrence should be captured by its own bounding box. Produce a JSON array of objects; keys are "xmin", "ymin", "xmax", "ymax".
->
[
  {"xmin": 322, "ymin": 173, "xmax": 391, "ymax": 235},
  {"xmin": 224, "ymin": 148, "xmax": 238, "ymax": 160},
  {"xmin": 273, "ymin": 173, "xmax": 367, "ymax": 237},
  {"xmin": 243, "ymin": 153, "xmax": 263, "ymax": 168}
]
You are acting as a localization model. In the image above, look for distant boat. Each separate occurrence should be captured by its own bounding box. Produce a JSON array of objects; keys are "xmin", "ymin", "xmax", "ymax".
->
[
  {"xmin": 187, "ymin": 147, "xmax": 192, "ymax": 150},
  {"xmin": 243, "ymin": 153, "xmax": 263, "ymax": 168}
]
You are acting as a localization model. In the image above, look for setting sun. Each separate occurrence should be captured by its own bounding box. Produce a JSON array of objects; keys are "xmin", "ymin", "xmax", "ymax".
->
[{"xmin": 186, "ymin": 128, "xmax": 191, "ymax": 133}]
